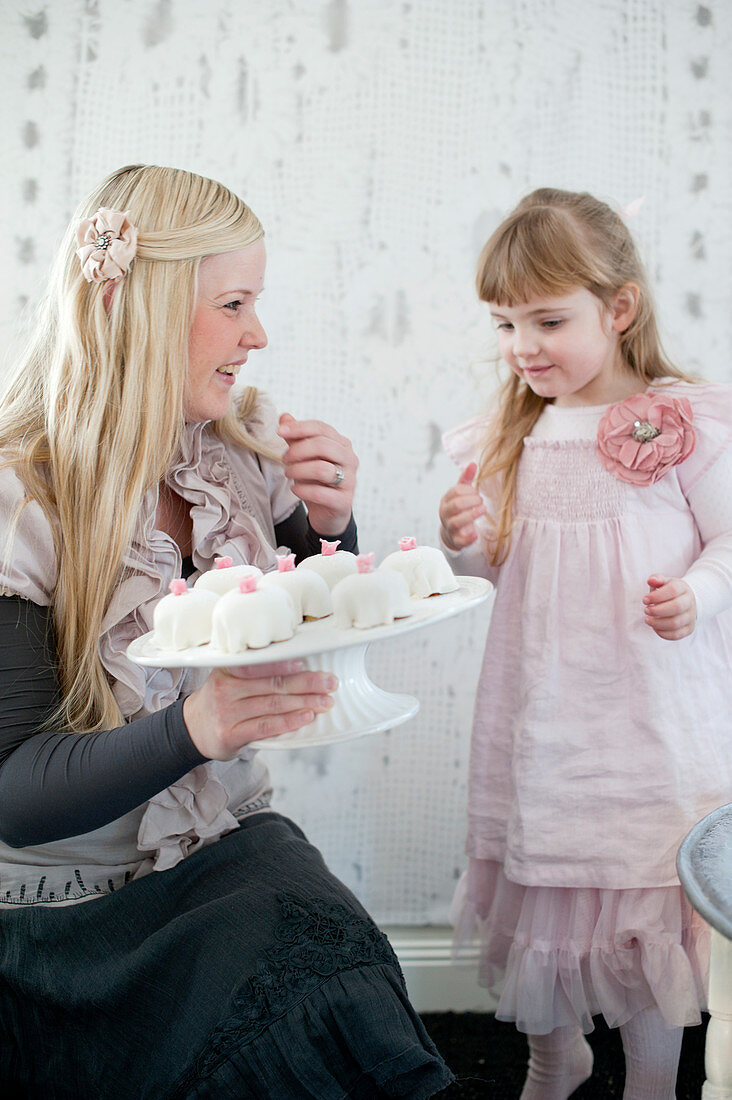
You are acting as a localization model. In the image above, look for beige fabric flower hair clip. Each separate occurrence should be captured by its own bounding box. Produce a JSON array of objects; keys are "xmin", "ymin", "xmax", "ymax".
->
[{"xmin": 75, "ymin": 207, "xmax": 138, "ymax": 283}]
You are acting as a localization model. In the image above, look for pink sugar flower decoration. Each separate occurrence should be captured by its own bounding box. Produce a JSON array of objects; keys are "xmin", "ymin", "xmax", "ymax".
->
[
  {"xmin": 169, "ymin": 579, "xmax": 188, "ymax": 596},
  {"xmin": 398, "ymin": 536, "xmax": 417, "ymax": 552},
  {"xmin": 75, "ymin": 207, "xmax": 138, "ymax": 283},
  {"xmin": 356, "ymin": 553, "xmax": 375, "ymax": 574},
  {"xmin": 597, "ymin": 391, "xmax": 696, "ymax": 486},
  {"xmin": 238, "ymin": 576, "xmax": 259, "ymax": 594},
  {"xmin": 276, "ymin": 553, "xmax": 296, "ymax": 572},
  {"xmin": 215, "ymin": 556, "xmax": 234, "ymax": 570},
  {"xmin": 320, "ymin": 539, "xmax": 341, "ymax": 556}
]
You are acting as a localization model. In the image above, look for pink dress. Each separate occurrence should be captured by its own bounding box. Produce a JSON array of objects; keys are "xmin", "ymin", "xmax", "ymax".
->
[{"xmin": 443, "ymin": 381, "xmax": 732, "ymax": 1035}]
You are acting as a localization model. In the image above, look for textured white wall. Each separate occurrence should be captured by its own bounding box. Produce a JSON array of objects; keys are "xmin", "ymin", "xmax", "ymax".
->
[{"xmin": 1, "ymin": 0, "xmax": 730, "ymax": 923}]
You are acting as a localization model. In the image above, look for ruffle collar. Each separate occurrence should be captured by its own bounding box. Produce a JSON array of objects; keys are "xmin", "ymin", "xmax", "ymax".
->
[{"xmin": 99, "ymin": 421, "xmax": 279, "ymax": 722}]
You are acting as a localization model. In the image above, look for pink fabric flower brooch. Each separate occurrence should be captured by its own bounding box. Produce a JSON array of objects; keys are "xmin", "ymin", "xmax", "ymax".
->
[
  {"xmin": 75, "ymin": 207, "xmax": 138, "ymax": 283},
  {"xmin": 597, "ymin": 391, "xmax": 696, "ymax": 486}
]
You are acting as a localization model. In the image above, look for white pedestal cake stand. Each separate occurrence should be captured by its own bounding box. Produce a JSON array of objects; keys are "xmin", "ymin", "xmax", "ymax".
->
[{"xmin": 127, "ymin": 576, "xmax": 492, "ymax": 749}]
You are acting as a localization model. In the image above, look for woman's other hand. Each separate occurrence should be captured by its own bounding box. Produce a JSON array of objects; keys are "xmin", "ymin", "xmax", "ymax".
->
[
  {"xmin": 439, "ymin": 463, "xmax": 487, "ymax": 550},
  {"xmin": 183, "ymin": 661, "xmax": 337, "ymax": 759},
  {"xmin": 643, "ymin": 574, "xmax": 697, "ymax": 640},
  {"xmin": 278, "ymin": 413, "xmax": 358, "ymax": 534}
]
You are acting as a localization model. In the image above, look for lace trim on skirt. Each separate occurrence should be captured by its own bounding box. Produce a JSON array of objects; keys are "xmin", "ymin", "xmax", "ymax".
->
[{"xmin": 172, "ymin": 891, "xmax": 453, "ymax": 1098}]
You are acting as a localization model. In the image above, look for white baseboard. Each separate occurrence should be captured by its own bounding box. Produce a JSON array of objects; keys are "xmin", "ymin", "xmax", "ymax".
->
[{"xmin": 382, "ymin": 925, "xmax": 497, "ymax": 1013}]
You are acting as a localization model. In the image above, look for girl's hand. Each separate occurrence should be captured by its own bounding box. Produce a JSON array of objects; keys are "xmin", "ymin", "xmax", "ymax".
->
[
  {"xmin": 439, "ymin": 463, "xmax": 487, "ymax": 550},
  {"xmin": 182, "ymin": 661, "xmax": 337, "ymax": 759},
  {"xmin": 643, "ymin": 574, "xmax": 697, "ymax": 640},
  {"xmin": 278, "ymin": 413, "xmax": 358, "ymax": 535}
]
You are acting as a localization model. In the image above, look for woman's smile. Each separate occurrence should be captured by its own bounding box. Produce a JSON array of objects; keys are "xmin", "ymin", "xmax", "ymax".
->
[{"xmin": 215, "ymin": 360, "xmax": 244, "ymax": 382}]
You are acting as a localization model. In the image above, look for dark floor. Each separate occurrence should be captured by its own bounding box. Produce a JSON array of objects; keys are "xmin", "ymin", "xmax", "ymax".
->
[{"xmin": 421, "ymin": 1012, "xmax": 708, "ymax": 1098}]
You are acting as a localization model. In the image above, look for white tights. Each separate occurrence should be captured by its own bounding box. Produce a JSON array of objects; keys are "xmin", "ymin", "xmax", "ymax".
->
[
  {"xmin": 519, "ymin": 1025, "xmax": 594, "ymax": 1100},
  {"xmin": 619, "ymin": 1006, "xmax": 684, "ymax": 1099},
  {"xmin": 518, "ymin": 1008, "xmax": 684, "ymax": 1100}
]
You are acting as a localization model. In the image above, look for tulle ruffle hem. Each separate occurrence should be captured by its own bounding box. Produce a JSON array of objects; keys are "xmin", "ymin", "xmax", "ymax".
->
[{"xmin": 450, "ymin": 858, "xmax": 709, "ymax": 1036}]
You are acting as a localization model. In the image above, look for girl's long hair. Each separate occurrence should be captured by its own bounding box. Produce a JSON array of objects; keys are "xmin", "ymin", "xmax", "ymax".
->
[
  {"xmin": 476, "ymin": 188, "xmax": 692, "ymax": 566},
  {"xmin": 0, "ymin": 164, "xmax": 268, "ymax": 732}
]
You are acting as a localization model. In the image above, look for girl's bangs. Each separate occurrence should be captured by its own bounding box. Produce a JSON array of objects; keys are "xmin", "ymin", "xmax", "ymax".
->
[
  {"xmin": 480, "ymin": 256, "xmax": 576, "ymax": 307},
  {"xmin": 478, "ymin": 212, "xmax": 594, "ymax": 306}
]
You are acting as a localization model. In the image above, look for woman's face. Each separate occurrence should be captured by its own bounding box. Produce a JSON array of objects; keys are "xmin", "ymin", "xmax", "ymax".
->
[{"xmin": 185, "ymin": 239, "xmax": 267, "ymax": 422}]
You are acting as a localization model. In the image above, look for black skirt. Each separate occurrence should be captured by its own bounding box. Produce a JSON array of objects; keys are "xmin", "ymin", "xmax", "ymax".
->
[{"xmin": 0, "ymin": 812, "xmax": 453, "ymax": 1099}]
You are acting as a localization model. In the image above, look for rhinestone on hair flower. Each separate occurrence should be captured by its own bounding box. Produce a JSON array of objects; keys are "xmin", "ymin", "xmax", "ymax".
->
[{"xmin": 76, "ymin": 207, "xmax": 138, "ymax": 283}]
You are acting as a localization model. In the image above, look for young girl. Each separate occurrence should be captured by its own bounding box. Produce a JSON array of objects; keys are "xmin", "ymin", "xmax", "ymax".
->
[{"xmin": 439, "ymin": 188, "xmax": 732, "ymax": 1100}]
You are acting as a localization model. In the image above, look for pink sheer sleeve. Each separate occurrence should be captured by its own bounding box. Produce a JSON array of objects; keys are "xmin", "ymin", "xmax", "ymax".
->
[
  {"xmin": 442, "ymin": 414, "xmax": 500, "ymax": 583},
  {"xmin": 665, "ymin": 382, "xmax": 732, "ymax": 622}
]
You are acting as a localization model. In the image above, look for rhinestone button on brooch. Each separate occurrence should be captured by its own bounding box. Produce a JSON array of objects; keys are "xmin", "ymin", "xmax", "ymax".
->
[{"xmin": 631, "ymin": 419, "xmax": 661, "ymax": 443}]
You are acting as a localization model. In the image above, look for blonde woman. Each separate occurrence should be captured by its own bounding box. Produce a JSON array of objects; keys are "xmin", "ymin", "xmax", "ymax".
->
[{"xmin": 0, "ymin": 165, "xmax": 452, "ymax": 1097}]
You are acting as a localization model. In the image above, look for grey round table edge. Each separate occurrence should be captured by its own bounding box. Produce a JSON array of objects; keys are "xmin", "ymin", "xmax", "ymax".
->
[
  {"xmin": 677, "ymin": 802, "xmax": 732, "ymax": 942},
  {"xmin": 677, "ymin": 802, "xmax": 732, "ymax": 1100}
]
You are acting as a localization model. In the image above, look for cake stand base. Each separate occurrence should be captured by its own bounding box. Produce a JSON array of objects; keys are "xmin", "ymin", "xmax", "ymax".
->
[{"xmin": 250, "ymin": 644, "xmax": 419, "ymax": 749}]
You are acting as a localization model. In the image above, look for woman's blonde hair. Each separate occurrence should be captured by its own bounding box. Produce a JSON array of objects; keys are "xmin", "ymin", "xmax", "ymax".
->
[
  {"xmin": 476, "ymin": 187, "xmax": 692, "ymax": 565},
  {"xmin": 0, "ymin": 164, "xmax": 268, "ymax": 732}
]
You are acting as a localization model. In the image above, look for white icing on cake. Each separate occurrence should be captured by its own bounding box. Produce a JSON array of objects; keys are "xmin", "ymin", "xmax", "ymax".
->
[
  {"xmin": 379, "ymin": 544, "xmax": 459, "ymax": 598},
  {"xmin": 151, "ymin": 542, "xmax": 454, "ymax": 653},
  {"xmin": 153, "ymin": 586, "xmax": 218, "ymax": 650},
  {"xmin": 297, "ymin": 549, "xmax": 358, "ymax": 590},
  {"xmin": 194, "ymin": 562, "xmax": 263, "ymax": 596},
  {"xmin": 260, "ymin": 569, "xmax": 333, "ymax": 622},
  {"xmin": 374, "ymin": 570, "xmax": 414, "ymax": 617},
  {"xmin": 332, "ymin": 570, "xmax": 412, "ymax": 630},
  {"xmin": 211, "ymin": 584, "xmax": 298, "ymax": 651}
]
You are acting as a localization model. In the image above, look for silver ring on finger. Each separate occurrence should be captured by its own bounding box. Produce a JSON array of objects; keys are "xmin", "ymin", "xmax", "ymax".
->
[{"xmin": 331, "ymin": 463, "xmax": 345, "ymax": 487}]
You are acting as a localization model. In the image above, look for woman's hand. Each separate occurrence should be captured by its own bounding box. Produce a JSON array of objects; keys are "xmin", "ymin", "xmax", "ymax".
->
[
  {"xmin": 643, "ymin": 574, "xmax": 697, "ymax": 640},
  {"xmin": 278, "ymin": 413, "xmax": 358, "ymax": 535},
  {"xmin": 182, "ymin": 660, "xmax": 337, "ymax": 760},
  {"xmin": 439, "ymin": 463, "xmax": 487, "ymax": 550}
]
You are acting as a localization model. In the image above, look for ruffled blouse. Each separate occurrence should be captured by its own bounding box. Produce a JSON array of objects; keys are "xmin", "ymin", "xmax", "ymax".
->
[{"xmin": 0, "ymin": 396, "xmax": 299, "ymax": 904}]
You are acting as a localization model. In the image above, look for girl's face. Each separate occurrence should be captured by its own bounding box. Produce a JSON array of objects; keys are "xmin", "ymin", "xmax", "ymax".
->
[
  {"xmin": 185, "ymin": 239, "xmax": 267, "ymax": 423},
  {"xmin": 489, "ymin": 287, "xmax": 636, "ymax": 407}
]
